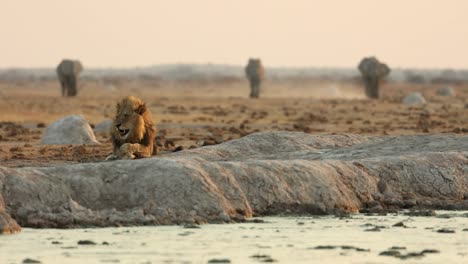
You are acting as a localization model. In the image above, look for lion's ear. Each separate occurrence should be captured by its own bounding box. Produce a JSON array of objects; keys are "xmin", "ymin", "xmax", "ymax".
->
[{"xmin": 136, "ymin": 103, "xmax": 147, "ymax": 115}]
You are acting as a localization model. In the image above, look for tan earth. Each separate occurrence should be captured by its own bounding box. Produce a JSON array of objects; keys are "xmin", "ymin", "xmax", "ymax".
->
[{"xmin": 0, "ymin": 77, "xmax": 467, "ymax": 168}]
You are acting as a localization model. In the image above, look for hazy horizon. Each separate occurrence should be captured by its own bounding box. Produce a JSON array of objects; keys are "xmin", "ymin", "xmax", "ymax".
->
[{"xmin": 1, "ymin": 0, "xmax": 467, "ymax": 69}]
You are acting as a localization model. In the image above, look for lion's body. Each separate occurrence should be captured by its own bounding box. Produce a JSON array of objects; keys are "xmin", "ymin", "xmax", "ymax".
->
[{"xmin": 106, "ymin": 96, "xmax": 156, "ymax": 160}]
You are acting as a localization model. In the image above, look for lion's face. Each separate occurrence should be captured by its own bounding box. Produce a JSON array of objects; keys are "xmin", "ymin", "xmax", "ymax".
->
[{"xmin": 114, "ymin": 96, "xmax": 146, "ymax": 141}]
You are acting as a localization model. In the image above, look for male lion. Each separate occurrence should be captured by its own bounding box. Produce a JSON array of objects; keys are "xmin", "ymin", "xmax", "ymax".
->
[{"xmin": 106, "ymin": 96, "xmax": 156, "ymax": 160}]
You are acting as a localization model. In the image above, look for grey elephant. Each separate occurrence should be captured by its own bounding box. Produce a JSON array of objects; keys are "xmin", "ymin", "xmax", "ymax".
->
[
  {"xmin": 245, "ymin": 58, "xmax": 265, "ymax": 98},
  {"xmin": 358, "ymin": 57, "xmax": 390, "ymax": 99},
  {"xmin": 56, "ymin": 59, "xmax": 83, "ymax": 97}
]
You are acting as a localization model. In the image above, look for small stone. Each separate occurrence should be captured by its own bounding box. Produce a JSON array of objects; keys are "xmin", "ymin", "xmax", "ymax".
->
[
  {"xmin": 437, "ymin": 87, "xmax": 455, "ymax": 97},
  {"xmin": 390, "ymin": 246, "xmax": 406, "ymax": 250},
  {"xmin": 379, "ymin": 250, "xmax": 401, "ymax": 257},
  {"xmin": 178, "ymin": 231, "xmax": 194, "ymax": 236},
  {"xmin": 250, "ymin": 254, "xmax": 277, "ymax": 262},
  {"xmin": 356, "ymin": 248, "xmax": 370, "ymax": 252},
  {"xmin": 341, "ymin": 245, "xmax": 370, "ymax": 252},
  {"xmin": 400, "ymin": 252, "xmax": 424, "ymax": 259},
  {"xmin": 183, "ymin": 224, "xmax": 201, "ymax": 229},
  {"xmin": 23, "ymin": 259, "xmax": 41, "ymax": 264},
  {"xmin": 365, "ymin": 226, "xmax": 381, "ymax": 232},
  {"xmin": 436, "ymin": 228, "xmax": 455, "ymax": 233},
  {"xmin": 77, "ymin": 240, "xmax": 97, "ymax": 245},
  {"xmin": 421, "ymin": 249, "xmax": 440, "ymax": 254},
  {"xmin": 393, "ymin": 221, "xmax": 407, "ymax": 227},
  {"xmin": 313, "ymin": 245, "xmax": 337, "ymax": 250},
  {"xmin": 208, "ymin": 259, "xmax": 231, "ymax": 263},
  {"xmin": 341, "ymin": 245, "xmax": 355, "ymax": 250}
]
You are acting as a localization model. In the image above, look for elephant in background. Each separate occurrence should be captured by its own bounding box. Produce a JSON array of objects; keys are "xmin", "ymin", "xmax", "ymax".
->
[
  {"xmin": 245, "ymin": 58, "xmax": 265, "ymax": 98},
  {"xmin": 56, "ymin": 59, "xmax": 83, "ymax": 97},
  {"xmin": 358, "ymin": 57, "xmax": 390, "ymax": 99}
]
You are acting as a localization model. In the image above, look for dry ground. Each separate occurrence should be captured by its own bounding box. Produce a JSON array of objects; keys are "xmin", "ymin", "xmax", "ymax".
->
[{"xmin": 0, "ymin": 78, "xmax": 467, "ymax": 167}]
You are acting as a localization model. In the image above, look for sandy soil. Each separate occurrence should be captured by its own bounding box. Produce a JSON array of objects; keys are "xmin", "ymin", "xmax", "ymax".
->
[
  {"xmin": 0, "ymin": 78, "xmax": 467, "ymax": 167},
  {"xmin": 1, "ymin": 212, "xmax": 468, "ymax": 264}
]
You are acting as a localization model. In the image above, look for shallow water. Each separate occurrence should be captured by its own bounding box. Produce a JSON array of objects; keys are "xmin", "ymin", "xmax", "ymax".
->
[{"xmin": 2, "ymin": 212, "xmax": 468, "ymax": 264}]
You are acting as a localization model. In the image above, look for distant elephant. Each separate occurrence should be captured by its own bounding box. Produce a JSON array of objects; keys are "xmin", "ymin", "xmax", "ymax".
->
[
  {"xmin": 358, "ymin": 57, "xmax": 390, "ymax": 99},
  {"xmin": 245, "ymin": 58, "xmax": 265, "ymax": 98},
  {"xmin": 56, "ymin": 59, "xmax": 83, "ymax": 97}
]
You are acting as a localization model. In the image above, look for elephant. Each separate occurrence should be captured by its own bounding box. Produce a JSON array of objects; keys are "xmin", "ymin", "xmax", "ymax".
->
[
  {"xmin": 56, "ymin": 59, "xmax": 83, "ymax": 97},
  {"xmin": 358, "ymin": 57, "xmax": 390, "ymax": 99},
  {"xmin": 245, "ymin": 58, "xmax": 265, "ymax": 98}
]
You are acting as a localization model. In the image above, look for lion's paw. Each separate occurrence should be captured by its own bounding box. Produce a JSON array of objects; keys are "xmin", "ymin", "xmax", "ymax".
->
[
  {"xmin": 118, "ymin": 143, "xmax": 136, "ymax": 159},
  {"xmin": 105, "ymin": 154, "xmax": 118, "ymax": 161}
]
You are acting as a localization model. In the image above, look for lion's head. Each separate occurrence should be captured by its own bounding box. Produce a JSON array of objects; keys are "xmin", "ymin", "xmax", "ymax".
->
[{"xmin": 113, "ymin": 96, "xmax": 152, "ymax": 142}]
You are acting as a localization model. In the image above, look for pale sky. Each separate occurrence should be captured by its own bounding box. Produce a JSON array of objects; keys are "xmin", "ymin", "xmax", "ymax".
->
[{"xmin": 1, "ymin": 0, "xmax": 467, "ymax": 68}]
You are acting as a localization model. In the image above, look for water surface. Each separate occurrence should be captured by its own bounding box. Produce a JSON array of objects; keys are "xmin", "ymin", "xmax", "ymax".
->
[{"xmin": 2, "ymin": 212, "xmax": 468, "ymax": 264}]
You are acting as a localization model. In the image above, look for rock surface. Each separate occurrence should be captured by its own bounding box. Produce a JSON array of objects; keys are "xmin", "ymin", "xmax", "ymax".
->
[
  {"xmin": 1, "ymin": 131, "xmax": 467, "ymax": 230},
  {"xmin": 93, "ymin": 119, "xmax": 113, "ymax": 133},
  {"xmin": 41, "ymin": 115, "xmax": 99, "ymax": 145},
  {"xmin": 403, "ymin": 92, "xmax": 427, "ymax": 105}
]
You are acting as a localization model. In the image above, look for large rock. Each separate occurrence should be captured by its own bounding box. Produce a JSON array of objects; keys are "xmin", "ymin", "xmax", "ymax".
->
[
  {"xmin": 41, "ymin": 115, "xmax": 99, "ymax": 145},
  {"xmin": 403, "ymin": 92, "xmax": 426, "ymax": 105},
  {"xmin": 1, "ymin": 132, "xmax": 467, "ymax": 230}
]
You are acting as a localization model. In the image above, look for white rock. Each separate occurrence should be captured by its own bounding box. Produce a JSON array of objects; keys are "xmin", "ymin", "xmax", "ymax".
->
[
  {"xmin": 403, "ymin": 92, "xmax": 426, "ymax": 105},
  {"xmin": 437, "ymin": 87, "xmax": 455, "ymax": 97},
  {"xmin": 40, "ymin": 115, "xmax": 99, "ymax": 145}
]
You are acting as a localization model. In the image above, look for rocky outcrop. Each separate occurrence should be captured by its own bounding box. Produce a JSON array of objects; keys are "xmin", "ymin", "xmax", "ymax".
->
[
  {"xmin": 1, "ymin": 132, "xmax": 467, "ymax": 230},
  {"xmin": 41, "ymin": 115, "xmax": 99, "ymax": 145}
]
